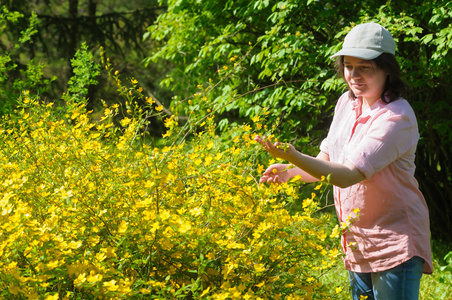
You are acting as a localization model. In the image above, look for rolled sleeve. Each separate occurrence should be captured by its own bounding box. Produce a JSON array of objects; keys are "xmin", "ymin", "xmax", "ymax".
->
[
  {"xmin": 319, "ymin": 138, "xmax": 329, "ymax": 155},
  {"xmin": 348, "ymin": 153, "xmax": 375, "ymax": 180}
]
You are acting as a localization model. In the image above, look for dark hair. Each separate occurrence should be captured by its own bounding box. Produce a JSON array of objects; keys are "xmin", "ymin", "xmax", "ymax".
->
[{"xmin": 335, "ymin": 53, "xmax": 408, "ymax": 103}]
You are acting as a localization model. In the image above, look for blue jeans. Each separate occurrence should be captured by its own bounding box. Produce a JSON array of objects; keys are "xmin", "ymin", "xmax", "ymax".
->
[{"xmin": 348, "ymin": 256, "xmax": 424, "ymax": 300}]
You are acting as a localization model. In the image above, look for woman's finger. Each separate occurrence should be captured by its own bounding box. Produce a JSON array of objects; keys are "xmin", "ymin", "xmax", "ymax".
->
[
  {"xmin": 254, "ymin": 135, "xmax": 265, "ymax": 144},
  {"xmin": 268, "ymin": 175, "xmax": 279, "ymax": 183}
]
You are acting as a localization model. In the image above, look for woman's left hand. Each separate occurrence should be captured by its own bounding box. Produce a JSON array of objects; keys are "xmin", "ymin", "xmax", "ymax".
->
[{"xmin": 254, "ymin": 135, "xmax": 295, "ymax": 160}]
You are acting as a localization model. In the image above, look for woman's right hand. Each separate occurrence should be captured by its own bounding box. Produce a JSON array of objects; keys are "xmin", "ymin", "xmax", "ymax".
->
[{"xmin": 259, "ymin": 163, "xmax": 294, "ymax": 183}]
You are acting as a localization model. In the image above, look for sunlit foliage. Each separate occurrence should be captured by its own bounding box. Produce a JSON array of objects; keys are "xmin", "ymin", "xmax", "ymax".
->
[{"xmin": 0, "ymin": 44, "xmax": 345, "ymax": 299}]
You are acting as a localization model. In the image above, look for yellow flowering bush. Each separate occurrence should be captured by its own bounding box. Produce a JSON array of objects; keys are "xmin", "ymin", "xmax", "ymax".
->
[
  {"xmin": 0, "ymin": 46, "xmax": 344, "ymax": 300},
  {"xmin": 0, "ymin": 99, "xmax": 343, "ymax": 299}
]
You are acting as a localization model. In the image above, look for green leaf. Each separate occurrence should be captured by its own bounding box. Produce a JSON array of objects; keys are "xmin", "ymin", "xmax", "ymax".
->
[{"xmin": 421, "ymin": 33, "xmax": 434, "ymax": 44}]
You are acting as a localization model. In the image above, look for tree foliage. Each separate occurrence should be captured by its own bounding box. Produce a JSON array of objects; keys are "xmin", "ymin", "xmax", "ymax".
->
[
  {"xmin": 147, "ymin": 0, "xmax": 452, "ymax": 242},
  {"xmin": 1, "ymin": 0, "xmax": 169, "ymax": 113},
  {"xmin": 0, "ymin": 7, "xmax": 51, "ymax": 115}
]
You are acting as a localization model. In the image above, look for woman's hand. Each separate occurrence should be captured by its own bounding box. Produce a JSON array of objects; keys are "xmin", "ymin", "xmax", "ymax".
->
[
  {"xmin": 259, "ymin": 163, "xmax": 294, "ymax": 183},
  {"xmin": 254, "ymin": 135, "xmax": 298, "ymax": 183},
  {"xmin": 254, "ymin": 135, "xmax": 295, "ymax": 161},
  {"xmin": 255, "ymin": 135, "xmax": 324, "ymax": 184}
]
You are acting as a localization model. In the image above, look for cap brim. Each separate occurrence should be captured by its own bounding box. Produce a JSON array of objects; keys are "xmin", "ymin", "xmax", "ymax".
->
[{"xmin": 330, "ymin": 48, "xmax": 383, "ymax": 60}]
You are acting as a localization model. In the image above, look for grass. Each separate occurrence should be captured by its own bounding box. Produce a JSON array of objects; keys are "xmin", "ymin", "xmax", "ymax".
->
[
  {"xmin": 420, "ymin": 240, "xmax": 452, "ymax": 300},
  {"xmin": 320, "ymin": 239, "xmax": 452, "ymax": 299}
]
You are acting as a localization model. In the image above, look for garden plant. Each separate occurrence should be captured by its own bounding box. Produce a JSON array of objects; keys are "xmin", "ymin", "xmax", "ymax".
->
[
  {"xmin": 0, "ymin": 14, "xmax": 345, "ymax": 298},
  {"xmin": 1, "ymin": 3, "xmax": 452, "ymax": 300}
]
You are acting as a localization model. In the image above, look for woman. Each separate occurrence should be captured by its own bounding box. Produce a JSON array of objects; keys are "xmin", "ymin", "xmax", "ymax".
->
[{"xmin": 255, "ymin": 22, "xmax": 432, "ymax": 300}]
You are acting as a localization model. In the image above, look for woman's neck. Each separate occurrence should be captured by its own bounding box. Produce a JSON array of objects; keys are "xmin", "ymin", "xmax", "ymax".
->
[{"xmin": 361, "ymin": 97, "xmax": 378, "ymax": 111}]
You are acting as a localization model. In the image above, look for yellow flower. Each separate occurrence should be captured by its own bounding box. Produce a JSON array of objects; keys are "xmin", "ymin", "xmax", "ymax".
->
[
  {"xmin": 330, "ymin": 225, "xmax": 340, "ymax": 238},
  {"xmin": 103, "ymin": 279, "xmax": 118, "ymax": 292},
  {"xmin": 329, "ymin": 248, "xmax": 340, "ymax": 258},
  {"xmin": 178, "ymin": 220, "xmax": 192, "ymax": 233},
  {"xmin": 118, "ymin": 221, "xmax": 128, "ymax": 233},
  {"xmin": 146, "ymin": 97, "xmax": 155, "ymax": 104},
  {"xmin": 87, "ymin": 271, "xmax": 103, "ymax": 283},
  {"xmin": 95, "ymin": 252, "xmax": 107, "ymax": 262},
  {"xmin": 46, "ymin": 260, "xmax": 59, "ymax": 270},
  {"xmin": 120, "ymin": 117, "xmax": 131, "ymax": 127},
  {"xmin": 155, "ymin": 105, "xmax": 163, "ymax": 111},
  {"xmin": 74, "ymin": 273, "xmax": 87, "ymax": 286},
  {"xmin": 207, "ymin": 141, "xmax": 215, "ymax": 150},
  {"xmin": 45, "ymin": 294, "xmax": 59, "ymax": 300},
  {"xmin": 200, "ymin": 287, "xmax": 211, "ymax": 297},
  {"xmin": 254, "ymin": 263, "xmax": 265, "ymax": 273}
]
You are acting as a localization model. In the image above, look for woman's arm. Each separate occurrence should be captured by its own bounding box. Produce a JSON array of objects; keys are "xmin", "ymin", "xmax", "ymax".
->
[
  {"xmin": 255, "ymin": 136, "xmax": 365, "ymax": 188},
  {"xmin": 259, "ymin": 152, "xmax": 329, "ymax": 183}
]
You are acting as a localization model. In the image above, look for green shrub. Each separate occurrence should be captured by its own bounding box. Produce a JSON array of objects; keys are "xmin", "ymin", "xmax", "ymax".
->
[
  {"xmin": 0, "ymin": 6, "xmax": 54, "ymax": 116},
  {"xmin": 0, "ymin": 44, "xmax": 347, "ymax": 299}
]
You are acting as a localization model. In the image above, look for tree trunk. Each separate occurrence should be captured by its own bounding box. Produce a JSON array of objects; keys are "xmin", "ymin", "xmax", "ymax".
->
[{"xmin": 67, "ymin": 0, "xmax": 79, "ymax": 61}]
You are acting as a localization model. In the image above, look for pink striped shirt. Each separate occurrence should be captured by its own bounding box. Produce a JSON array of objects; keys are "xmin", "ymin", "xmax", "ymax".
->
[{"xmin": 320, "ymin": 92, "xmax": 433, "ymax": 274}]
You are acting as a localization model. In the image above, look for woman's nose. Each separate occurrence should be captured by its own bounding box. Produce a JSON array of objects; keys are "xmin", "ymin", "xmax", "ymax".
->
[{"xmin": 350, "ymin": 68, "xmax": 361, "ymax": 78}]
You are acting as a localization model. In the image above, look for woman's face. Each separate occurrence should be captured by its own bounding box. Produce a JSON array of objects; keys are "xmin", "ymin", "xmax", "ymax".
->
[{"xmin": 343, "ymin": 56, "xmax": 388, "ymax": 104}]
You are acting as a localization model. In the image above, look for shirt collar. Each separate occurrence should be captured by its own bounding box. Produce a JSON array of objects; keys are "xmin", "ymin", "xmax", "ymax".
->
[{"xmin": 352, "ymin": 96, "xmax": 363, "ymax": 119}]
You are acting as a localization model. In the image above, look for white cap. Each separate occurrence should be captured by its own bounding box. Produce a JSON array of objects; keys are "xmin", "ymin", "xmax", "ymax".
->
[{"xmin": 330, "ymin": 22, "xmax": 396, "ymax": 60}]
